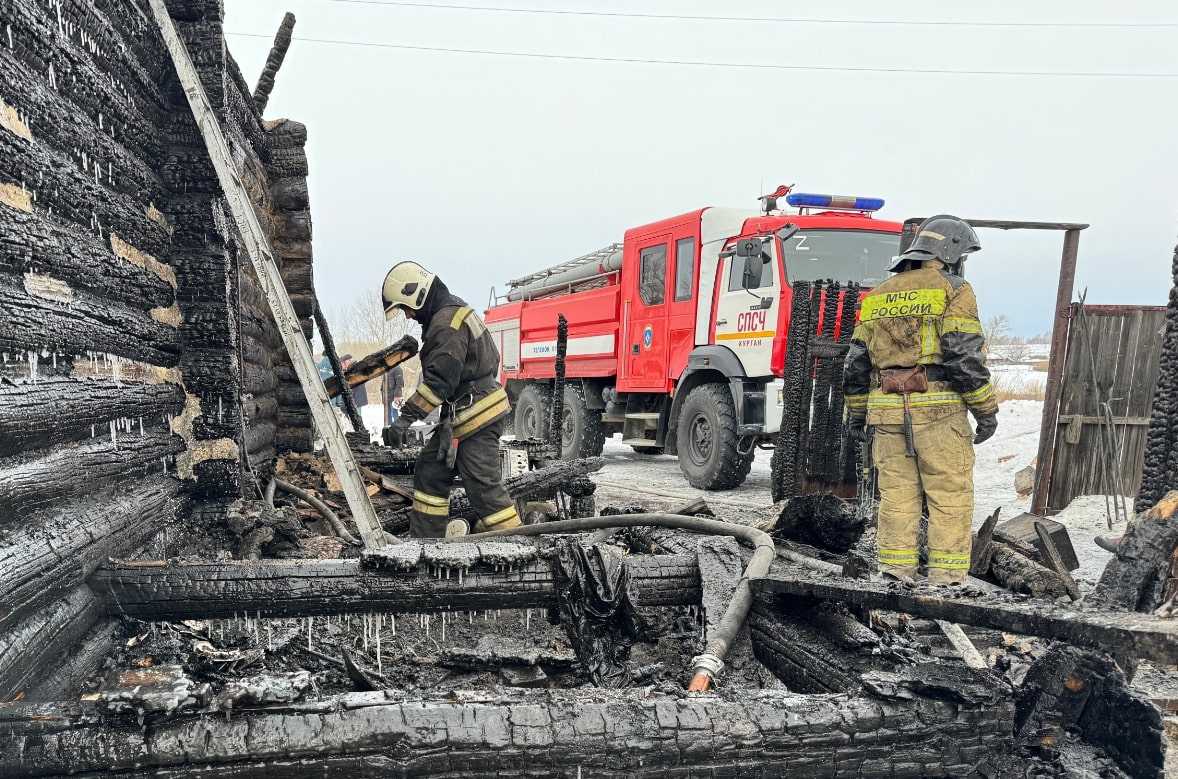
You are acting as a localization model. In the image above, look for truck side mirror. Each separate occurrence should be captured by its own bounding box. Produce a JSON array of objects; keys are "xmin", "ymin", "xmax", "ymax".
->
[
  {"xmin": 734, "ymin": 238, "xmax": 765, "ymax": 258},
  {"xmin": 742, "ymin": 255, "xmax": 762, "ymax": 288}
]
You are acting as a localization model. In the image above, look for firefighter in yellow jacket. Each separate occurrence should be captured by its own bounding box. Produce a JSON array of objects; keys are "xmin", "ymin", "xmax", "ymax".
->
[
  {"xmin": 382, "ymin": 261, "xmax": 521, "ymax": 537},
  {"xmin": 843, "ymin": 216, "xmax": 998, "ymax": 585}
]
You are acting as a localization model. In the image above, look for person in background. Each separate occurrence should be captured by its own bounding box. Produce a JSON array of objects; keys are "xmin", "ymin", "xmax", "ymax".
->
[
  {"xmin": 342, "ymin": 354, "xmax": 368, "ymax": 410},
  {"xmin": 382, "ymin": 364, "xmax": 404, "ymax": 426}
]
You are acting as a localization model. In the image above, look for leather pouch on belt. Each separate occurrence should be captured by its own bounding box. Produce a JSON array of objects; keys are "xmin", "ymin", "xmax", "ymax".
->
[{"xmin": 879, "ymin": 366, "xmax": 929, "ymax": 395}]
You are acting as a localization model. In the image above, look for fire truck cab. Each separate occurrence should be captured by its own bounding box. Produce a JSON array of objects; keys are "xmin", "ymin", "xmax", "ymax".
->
[{"xmin": 485, "ymin": 192, "xmax": 903, "ymax": 490}]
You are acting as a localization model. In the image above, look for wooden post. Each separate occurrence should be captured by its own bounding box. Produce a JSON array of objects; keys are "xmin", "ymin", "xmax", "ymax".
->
[
  {"xmin": 146, "ymin": 0, "xmax": 385, "ymax": 549},
  {"xmin": 1032, "ymin": 228, "xmax": 1081, "ymax": 515}
]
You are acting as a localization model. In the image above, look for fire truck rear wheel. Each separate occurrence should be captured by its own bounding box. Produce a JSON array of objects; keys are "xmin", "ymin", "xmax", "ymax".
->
[
  {"xmin": 514, "ymin": 384, "xmax": 552, "ymax": 440},
  {"xmin": 676, "ymin": 383, "xmax": 753, "ymax": 491},
  {"xmin": 560, "ymin": 384, "xmax": 606, "ymax": 459}
]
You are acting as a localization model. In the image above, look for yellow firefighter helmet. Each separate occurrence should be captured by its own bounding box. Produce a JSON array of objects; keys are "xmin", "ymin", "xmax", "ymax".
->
[{"xmin": 381, "ymin": 261, "xmax": 436, "ymax": 319}]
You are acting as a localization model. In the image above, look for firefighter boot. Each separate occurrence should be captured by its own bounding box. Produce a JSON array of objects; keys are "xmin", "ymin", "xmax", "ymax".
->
[{"xmin": 473, "ymin": 505, "xmax": 522, "ymax": 534}]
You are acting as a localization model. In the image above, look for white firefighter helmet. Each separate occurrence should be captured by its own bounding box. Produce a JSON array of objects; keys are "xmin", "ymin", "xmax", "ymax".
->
[{"xmin": 381, "ymin": 261, "xmax": 436, "ymax": 319}]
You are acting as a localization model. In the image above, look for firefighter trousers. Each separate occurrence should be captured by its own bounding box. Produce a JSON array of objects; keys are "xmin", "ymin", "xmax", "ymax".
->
[
  {"xmin": 872, "ymin": 410, "xmax": 975, "ymax": 585},
  {"xmin": 410, "ymin": 417, "xmax": 520, "ymax": 538}
]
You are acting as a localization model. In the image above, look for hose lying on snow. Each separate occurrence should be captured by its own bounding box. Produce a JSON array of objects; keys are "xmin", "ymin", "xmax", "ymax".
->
[
  {"xmin": 274, "ymin": 479, "xmax": 362, "ymax": 547},
  {"xmin": 458, "ymin": 513, "xmax": 777, "ymax": 691}
]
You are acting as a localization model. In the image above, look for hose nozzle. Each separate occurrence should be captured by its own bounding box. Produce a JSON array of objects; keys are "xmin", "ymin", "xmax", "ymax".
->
[{"xmin": 689, "ymin": 652, "xmax": 725, "ymax": 691}]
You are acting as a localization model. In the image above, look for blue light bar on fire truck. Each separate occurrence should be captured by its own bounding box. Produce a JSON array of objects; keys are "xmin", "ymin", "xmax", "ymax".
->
[{"xmin": 785, "ymin": 193, "xmax": 885, "ymax": 212}]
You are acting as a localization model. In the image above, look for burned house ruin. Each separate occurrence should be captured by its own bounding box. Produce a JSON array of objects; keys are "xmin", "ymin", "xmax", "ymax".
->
[{"xmin": 3, "ymin": 1, "xmax": 1178, "ymax": 777}]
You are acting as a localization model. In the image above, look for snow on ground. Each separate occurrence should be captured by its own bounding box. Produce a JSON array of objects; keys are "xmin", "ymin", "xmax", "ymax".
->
[{"xmin": 592, "ymin": 398, "xmax": 1126, "ymax": 591}]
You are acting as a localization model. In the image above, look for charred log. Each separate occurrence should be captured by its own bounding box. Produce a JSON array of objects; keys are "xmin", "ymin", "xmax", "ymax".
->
[
  {"xmin": 0, "ymin": 683, "xmax": 1014, "ymax": 778},
  {"xmin": 0, "ymin": 271, "xmax": 181, "ymax": 367},
  {"xmin": 1016, "ymin": 644, "xmax": 1164, "ymax": 778},
  {"xmin": 774, "ymin": 494, "xmax": 865, "ymax": 553},
  {"xmin": 0, "ymin": 377, "xmax": 185, "ymax": 458},
  {"xmin": 1092, "ymin": 490, "xmax": 1178, "ymax": 612},
  {"xmin": 0, "ymin": 585, "xmax": 100, "ymax": 700},
  {"xmin": 0, "ymin": 475, "xmax": 183, "ymax": 631},
  {"xmin": 0, "ymin": 431, "xmax": 184, "ymax": 517},
  {"xmin": 24, "ymin": 618, "xmax": 120, "ymax": 703},
  {"xmin": 89, "ymin": 550, "xmax": 700, "ymax": 621},
  {"xmin": 0, "ymin": 208, "xmax": 175, "ymax": 309},
  {"xmin": 749, "ymin": 592, "xmax": 893, "ymax": 693},
  {"xmin": 752, "ymin": 572, "xmax": 1178, "ymax": 665},
  {"xmin": 988, "ymin": 543, "xmax": 1073, "ymax": 600},
  {"xmin": 321, "ymin": 336, "xmax": 418, "ymax": 398}
]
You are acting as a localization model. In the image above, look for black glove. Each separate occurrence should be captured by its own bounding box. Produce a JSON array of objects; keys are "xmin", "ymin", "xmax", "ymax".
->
[
  {"xmin": 972, "ymin": 413, "xmax": 998, "ymax": 445},
  {"xmin": 384, "ymin": 416, "xmax": 413, "ymax": 448},
  {"xmin": 845, "ymin": 416, "xmax": 871, "ymax": 444}
]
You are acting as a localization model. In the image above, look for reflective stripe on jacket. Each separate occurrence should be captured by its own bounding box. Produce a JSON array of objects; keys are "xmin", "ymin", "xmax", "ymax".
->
[
  {"xmin": 843, "ymin": 265, "xmax": 998, "ymax": 425},
  {"xmin": 401, "ymin": 304, "xmax": 511, "ymax": 439}
]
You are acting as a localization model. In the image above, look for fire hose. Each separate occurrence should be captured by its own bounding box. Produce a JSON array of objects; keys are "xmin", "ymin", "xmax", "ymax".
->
[{"xmin": 457, "ymin": 513, "xmax": 776, "ymax": 691}]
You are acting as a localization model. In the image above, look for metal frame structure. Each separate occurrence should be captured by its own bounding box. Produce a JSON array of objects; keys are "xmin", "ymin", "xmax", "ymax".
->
[{"xmin": 900, "ymin": 218, "xmax": 1089, "ymax": 517}]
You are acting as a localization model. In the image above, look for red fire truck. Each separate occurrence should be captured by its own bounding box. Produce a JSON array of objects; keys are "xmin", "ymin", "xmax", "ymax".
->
[{"xmin": 484, "ymin": 191, "xmax": 903, "ymax": 490}]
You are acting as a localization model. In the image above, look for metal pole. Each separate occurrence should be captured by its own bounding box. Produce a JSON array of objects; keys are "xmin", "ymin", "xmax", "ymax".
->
[
  {"xmin": 1031, "ymin": 229, "xmax": 1081, "ymax": 516},
  {"xmin": 148, "ymin": 0, "xmax": 386, "ymax": 548}
]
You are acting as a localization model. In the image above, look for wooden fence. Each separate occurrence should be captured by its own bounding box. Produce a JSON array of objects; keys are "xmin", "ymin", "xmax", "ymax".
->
[{"xmin": 1046, "ymin": 305, "xmax": 1166, "ymax": 513}]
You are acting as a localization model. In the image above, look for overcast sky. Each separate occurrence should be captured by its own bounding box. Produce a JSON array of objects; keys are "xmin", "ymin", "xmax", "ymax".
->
[{"xmin": 223, "ymin": 0, "xmax": 1178, "ymax": 337}]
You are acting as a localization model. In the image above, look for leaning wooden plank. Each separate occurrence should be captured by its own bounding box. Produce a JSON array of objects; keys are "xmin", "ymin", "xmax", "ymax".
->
[
  {"xmin": 0, "ymin": 677, "xmax": 1013, "ymax": 778},
  {"xmin": 322, "ymin": 336, "xmax": 419, "ymax": 398},
  {"xmin": 88, "ymin": 552, "xmax": 699, "ymax": 622},
  {"xmin": 147, "ymin": 0, "xmax": 384, "ymax": 549},
  {"xmin": 0, "ymin": 476, "xmax": 183, "ymax": 630},
  {"xmin": 0, "ymin": 378, "xmax": 185, "ymax": 458},
  {"xmin": 752, "ymin": 573, "xmax": 1178, "ymax": 666}
]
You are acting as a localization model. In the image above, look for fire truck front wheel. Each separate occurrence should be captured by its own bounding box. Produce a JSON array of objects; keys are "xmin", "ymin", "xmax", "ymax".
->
[
  {"xmin": 560, "ymin": 384, "xmax": 606, "ymax": 460},
  {"xmin": 676, "ymin": 384, "xmax": 754, "ymax": 491},
  {"xmin": 514, "ymin": 384, "xmax": 552, "ymax": 440}
]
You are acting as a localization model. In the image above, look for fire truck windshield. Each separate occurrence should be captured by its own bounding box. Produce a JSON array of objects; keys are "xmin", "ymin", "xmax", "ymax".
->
[{"xmin": 780, "ymin": 229, "xmax": 900, "ymax": 287}]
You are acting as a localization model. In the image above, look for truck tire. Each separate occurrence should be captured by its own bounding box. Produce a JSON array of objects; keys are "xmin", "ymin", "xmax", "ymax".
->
[
  {"xmin": 676, "ymin": 383, "xmax": 753, "ymax": 490},
  {"xmin": 514, "ymin": 384, "xmax": 551, "ymax": 440},
  {"xmin": 560, "ymin": 384, "xmax": 606, "ymax": 459}
]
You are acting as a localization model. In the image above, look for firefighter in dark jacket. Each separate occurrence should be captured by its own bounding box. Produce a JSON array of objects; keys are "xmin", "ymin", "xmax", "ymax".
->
[
  {"xmin": 843, "ymin": 216, "xmax": 999, "ymax": 585},
  {"xmin": 381, "ymin": 261, "xmax": 521, "ymax": 538}
]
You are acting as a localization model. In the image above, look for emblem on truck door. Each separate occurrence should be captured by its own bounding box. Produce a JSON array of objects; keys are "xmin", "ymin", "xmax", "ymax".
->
[{"xmin": 643, "ymin": 324, "xmax": 654, "ymax": 350}]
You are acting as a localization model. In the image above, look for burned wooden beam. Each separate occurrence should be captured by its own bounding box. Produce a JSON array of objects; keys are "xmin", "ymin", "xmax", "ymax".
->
[
  {"xmin": 753, "ymin": 572, "xmax": 1178, "ymax": 665},
  {"xmin": 0, "ymin": 585, "xmax": 101, "ymax": 700},
  {"xmin": 0, "ymin": 271, "xmax": 182, "ymax": 367},
  {"xmin": 1092, "ymin": 490, "xmax": 1178, "ymax": 612},
  {"xmin": 0, "ymin": 431, "xmax": 184, "ymax": 516},
  {"xmin": 88, "ymin": 547, "xmax": 700, "ymax": 621},
  {"xmin": 0, "ymin": 476, "xmax": 183, "ymax": 631},
  {"xmin": 251, "ymin": 12, "xmax": 296, "ymax": 114},
  {"xmin": 0, "ymin": 378, "xmax": 185, "ymax": 458},
  {"xmin": 0, "ymin": 678, "xmax": 1014, "ymax": 778},
  {"xmin": 321, "ymin": 336, "xmax": 418, "ymax": 399}
]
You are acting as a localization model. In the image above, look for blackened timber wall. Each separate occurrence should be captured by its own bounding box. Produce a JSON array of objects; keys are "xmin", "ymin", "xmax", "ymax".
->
[{"xmin": 0, "ymin": 0, "xmax": 316, "ymax": 699}]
